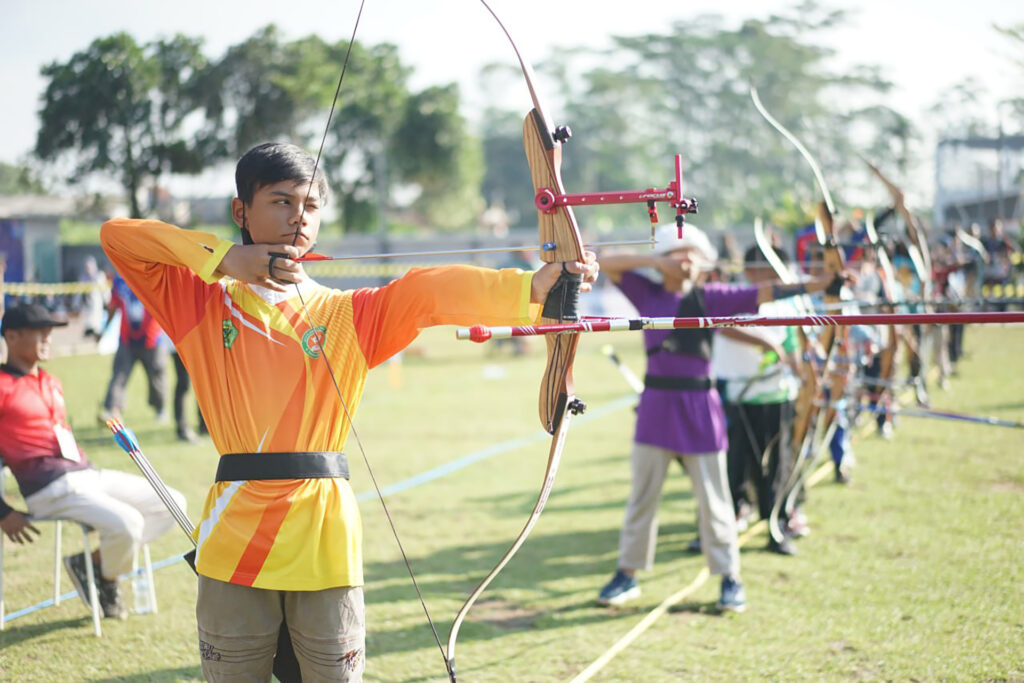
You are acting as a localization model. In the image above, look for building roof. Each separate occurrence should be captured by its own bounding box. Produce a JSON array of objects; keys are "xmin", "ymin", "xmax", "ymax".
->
[{"xmin": 0, "ymin": 195, "xmax": 79, "ymax": 220}]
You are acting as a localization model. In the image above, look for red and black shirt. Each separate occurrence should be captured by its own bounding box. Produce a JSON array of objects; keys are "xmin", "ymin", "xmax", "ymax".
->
[{"xmin": 0, "ymin": 364, "xmax": 90, "ymax": 519}]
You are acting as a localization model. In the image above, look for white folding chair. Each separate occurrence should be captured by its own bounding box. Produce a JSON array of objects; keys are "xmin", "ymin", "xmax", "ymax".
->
[
  {"xmin": 0, "ymin": 466, "xmax": 158, "ymax": 636},
  {"xmin": 0, "ymin": 515, "xmax": 102, "ymax": 636}
]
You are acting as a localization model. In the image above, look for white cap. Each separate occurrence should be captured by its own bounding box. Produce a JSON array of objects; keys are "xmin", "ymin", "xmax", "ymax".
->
[{"xmin": 652, "ymin": 223, "xmax": 718, "ymax": 262}]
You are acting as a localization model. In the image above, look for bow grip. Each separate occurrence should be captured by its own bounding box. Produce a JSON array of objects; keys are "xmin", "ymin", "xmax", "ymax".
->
[{"xmin": 541, "ymin": 263, "xmax": 582, "ymax": 321}]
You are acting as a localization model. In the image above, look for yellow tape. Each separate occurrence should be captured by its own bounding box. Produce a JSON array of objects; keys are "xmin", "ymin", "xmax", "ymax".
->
[
  {"xmin": 980, "ymin": 283, "xmax": 1024, "ymax": 299},
  {"xmin": 0, "ymin": 263, "xmax": 423, "ymax": 295},
  {"xmin": 0, "ymin": 281, "xmax": 109, "ymax": 296},
  {"xmin": 301, "ymin": 262, "xmax": 419, "ymax": 277}
]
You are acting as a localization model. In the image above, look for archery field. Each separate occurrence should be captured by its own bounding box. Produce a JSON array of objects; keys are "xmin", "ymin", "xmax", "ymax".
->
[{"xmin": 0, "ymin": 324, "xmax": 1021, "ymax": 681}]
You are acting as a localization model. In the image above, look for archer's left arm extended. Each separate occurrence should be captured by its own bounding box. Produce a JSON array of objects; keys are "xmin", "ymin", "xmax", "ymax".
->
[
  {"xmin": 352, "ymin": 265, "xmax": 538, "ymax": 368},
  {"xmin": 757, "ymin": 271, "xmax": 848, "ymax": 306}
]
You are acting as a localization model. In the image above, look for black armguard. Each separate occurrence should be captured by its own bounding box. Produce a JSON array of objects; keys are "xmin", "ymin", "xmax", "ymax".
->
[
  {"xmin": 825, "ymin": 273, "xmax": 845, "ymax": 297},
  {"xmin": 771, "ymin": 282, "xmax": 807, "ymax": 300},
  {"xmin": 541, "ymin": 263, "xmax": 582, "ymax": 321}
]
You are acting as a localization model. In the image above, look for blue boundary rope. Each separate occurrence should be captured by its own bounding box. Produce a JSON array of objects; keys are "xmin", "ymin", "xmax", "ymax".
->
[{"xmin": 3, "ymin": 394, "xmax": 637, "ymax": 624}]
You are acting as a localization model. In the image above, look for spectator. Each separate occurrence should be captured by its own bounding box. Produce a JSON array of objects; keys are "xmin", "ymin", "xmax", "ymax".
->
[
  {"xmin": 99, "ymin": 275, "xmax": 168, "ymax": 423},
  {"xmin": 0, "ymin": 303, "xmax": 186, "ymax": 619}
]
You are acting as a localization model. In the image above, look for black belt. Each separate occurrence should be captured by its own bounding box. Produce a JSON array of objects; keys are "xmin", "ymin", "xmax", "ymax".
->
[
  {"xmin": 216, "ymin": 452, "xmax": 349, "ymax": 482},
  {"xmin": 644, "ymin": 375, "xmax": 713, "ymax": 391}
]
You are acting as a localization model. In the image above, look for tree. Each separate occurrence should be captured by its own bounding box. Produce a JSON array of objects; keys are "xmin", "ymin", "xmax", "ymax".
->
[
  {"xmin": 35, "ymin": 33, "xmax": 221, "ymax": 218},
  {"xmin": 0, "ymin": 161, "xmax": 46, "ymax": 196},
  {"xmin": 207, "ymin": 28, "xmax": 481, "ymax": 232},
  {"xmin": 478, "ymin": 3, "xmax": 903, "ymax": 231}
]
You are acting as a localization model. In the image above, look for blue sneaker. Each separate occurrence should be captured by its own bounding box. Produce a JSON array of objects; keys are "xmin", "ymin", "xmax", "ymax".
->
[
  {"xmin": 597, "ymin": 570, "xmax": 640, "ymax": 606},
  {"xmin": 717, "ymin": 575, "xmax": 746, "ymax": 613}
]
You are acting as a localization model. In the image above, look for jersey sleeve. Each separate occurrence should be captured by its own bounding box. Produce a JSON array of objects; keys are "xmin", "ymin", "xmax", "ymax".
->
[
  {"xmin": 704, "ymin": 282, "xmax": 760, "ymax": 317},
  {"xmin": 615, "ymin": 271, "xmax": 660, "ymax": 312},
  {"xmin": 100, "ymin": 218, "xmax": 235, "ymax": 343},
  {"xmin": 352, "ymin": 265, "xmax": 535, "ymax": 368}
]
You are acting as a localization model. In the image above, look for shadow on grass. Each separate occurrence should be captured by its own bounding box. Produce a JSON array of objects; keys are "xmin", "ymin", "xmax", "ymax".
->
[
  {"xmin": 667, "ymin": 600, "xmax": 725, "ymax": 616},
  {"xmin": 466, "ymin": 473, "xmax": 696, "ymax": 517},
  {"xmin": 87, "ymin": 665, "xmax": 203, "ymax": 682},
  {"xmin": 0, "ymin": 615, "xmax": 97, "ymax": 647},
  {"xmin": 361, "ymin": 521, "xmax": 703, "ymax": 660}
]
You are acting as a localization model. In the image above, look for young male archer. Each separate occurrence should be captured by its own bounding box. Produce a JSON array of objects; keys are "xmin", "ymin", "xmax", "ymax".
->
[{"xmin": 100, "ymin": 141, "xmax": 597, "ymax": 681}]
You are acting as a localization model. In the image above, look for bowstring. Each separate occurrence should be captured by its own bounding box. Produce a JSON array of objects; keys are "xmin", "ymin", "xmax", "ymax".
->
[{"xmin": 288, "ymin": 0, "xmax": 451, "ymax": 673}]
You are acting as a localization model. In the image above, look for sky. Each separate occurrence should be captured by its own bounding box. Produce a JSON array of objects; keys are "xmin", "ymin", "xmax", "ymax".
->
[{"xmin": 1, "ymin": 0, "xmax": 1021, "ymax": 201}]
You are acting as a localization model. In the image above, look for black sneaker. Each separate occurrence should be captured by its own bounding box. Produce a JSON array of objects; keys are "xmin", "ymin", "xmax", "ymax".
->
[
  {"xmin": 63, "ymin": 553, "xmax": 94, "ymax": 611},
  {"xmin": 768, "ymin": 536, "xmax": 798, "ymax": 556},
  {"xmin": 596, "ymin": 570, "xmax": 640, "ymax": 606},
  {"xmin": 98, "ymin": 579, "xmax": 128, "ymax": 620}
]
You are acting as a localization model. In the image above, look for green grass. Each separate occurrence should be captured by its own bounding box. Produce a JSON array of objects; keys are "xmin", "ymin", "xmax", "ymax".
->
[{"xmin": 1, "ymin": 326, "xmax": 1022, "ymax": 681}]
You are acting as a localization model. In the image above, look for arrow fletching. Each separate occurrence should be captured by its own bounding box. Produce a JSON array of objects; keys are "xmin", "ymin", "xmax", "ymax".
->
[{"xmin": 105, "ymin": 418, "xmax": 141, "ymax": 455}]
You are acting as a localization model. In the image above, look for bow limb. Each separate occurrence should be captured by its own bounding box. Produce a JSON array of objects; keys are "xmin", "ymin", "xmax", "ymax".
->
[
  {"xmin": 861, "ymin": 157, "xmax": 933, "ymax": 297},
  {"xmin": 749, "ymin": 88, "xmax": 846, "ymax": 383},
  {"xmin": 864, "ymin": 215, "xmax": 900, "ymax": 389},
  {"xmin": 445, "ymin": 406, "xmax": 579, "ymax": 680},
  {"xmin": 753, "ymin": 217, "xmax": 821, "ymax": 543}
]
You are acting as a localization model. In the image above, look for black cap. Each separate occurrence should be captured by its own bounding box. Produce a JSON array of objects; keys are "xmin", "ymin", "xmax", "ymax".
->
[{"xmin": 1, "ymin": 304, "xmax": 69, "ymax": 336}]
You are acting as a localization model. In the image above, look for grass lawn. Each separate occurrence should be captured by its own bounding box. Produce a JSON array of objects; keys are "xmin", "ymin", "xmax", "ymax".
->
[{"xmin": 0, "ymin": 324, "xmax": 1021, "ymax": 682}]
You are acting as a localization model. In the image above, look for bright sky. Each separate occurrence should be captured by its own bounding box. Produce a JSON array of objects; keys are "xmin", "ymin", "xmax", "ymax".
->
[{"xmin": 1, "ymin": 0, "xmax": 1020, "ymax": 199}]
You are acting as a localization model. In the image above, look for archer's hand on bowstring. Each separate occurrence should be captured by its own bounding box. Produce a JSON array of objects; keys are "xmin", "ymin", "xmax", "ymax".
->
[
  {"xmin": 530, "ymin": 251, "xmax": 600, "ymax": 304},
  {"xmin": 219, "ymin": 244, "xmax": 304, "ymax": 292}
]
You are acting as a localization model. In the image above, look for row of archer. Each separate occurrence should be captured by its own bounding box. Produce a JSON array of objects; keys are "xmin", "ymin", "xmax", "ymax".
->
[{"xmin": 572, "ymin": 212, "xmax": 1022, "ymax": 617}]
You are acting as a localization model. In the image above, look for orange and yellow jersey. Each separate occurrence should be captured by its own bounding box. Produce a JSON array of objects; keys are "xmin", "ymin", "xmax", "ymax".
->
[{"xmin": 100, "ymin": 218, "xmax": 536, "ymax": 590}]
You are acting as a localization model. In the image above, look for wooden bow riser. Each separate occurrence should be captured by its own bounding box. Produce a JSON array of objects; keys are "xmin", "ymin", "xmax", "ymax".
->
[{"xmin": 523, "ymin": 110, "xmax": 585, "ymax": 434}]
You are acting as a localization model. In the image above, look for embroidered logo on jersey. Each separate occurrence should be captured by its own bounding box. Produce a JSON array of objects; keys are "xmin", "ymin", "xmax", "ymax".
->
[
  {"xmin": 222, "ymin": 319, "xmax": 239, "ymax": 349},
  {"xmin": 302, "ymin": 326, "xmax": 327, "ymax": 358}
]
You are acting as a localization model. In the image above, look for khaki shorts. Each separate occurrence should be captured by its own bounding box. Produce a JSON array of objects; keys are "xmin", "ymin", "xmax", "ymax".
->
[{"xmin": 197, "ymin": 575, "xmax": 365, "ymax": 682}]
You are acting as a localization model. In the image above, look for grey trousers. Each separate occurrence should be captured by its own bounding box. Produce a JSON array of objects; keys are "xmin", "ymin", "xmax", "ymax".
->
[
  {"xmin": 197, "ymin": 576, "xmax": 365, "ymax": 682},
  {"xmin": 104, "ymin": 341, "xmax": 168, "ymax": 414},
  {"xmin": 618, "ymin": 443, "xmax": 740, "ymax": 577}
]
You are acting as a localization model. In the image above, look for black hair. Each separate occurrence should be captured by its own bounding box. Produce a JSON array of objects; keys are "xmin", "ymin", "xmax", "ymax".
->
[
  {"xmin": 744, "ymin": 244, "xmax": 790, "ymax": 264},
  {"xmin": 234, "ymin": 142, "xmax": 329, "ymax": 244}
]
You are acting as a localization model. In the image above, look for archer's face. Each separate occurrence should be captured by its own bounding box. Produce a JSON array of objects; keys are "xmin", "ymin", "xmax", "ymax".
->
[
  {"xmin": 665, "ymin": 247, "xmax": 704, "ymax": 283},
  {"xmin": 232, "ymin": 180, "xmax": 322, "ymax": 252}
]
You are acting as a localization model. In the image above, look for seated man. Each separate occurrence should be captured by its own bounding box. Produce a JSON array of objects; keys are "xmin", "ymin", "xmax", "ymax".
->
[{"xmin": 0, "ymin": 303, "xmax": 186, "ymax": 619}]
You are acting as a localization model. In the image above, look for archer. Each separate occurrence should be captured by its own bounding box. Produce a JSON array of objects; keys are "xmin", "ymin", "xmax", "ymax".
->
[
  {"xmin": 100, "ymin": 141, "xmax": 598, "ymax": 681},
  {"xmin": 595, "ymin": 223, "xmax": 849, "ymax": 612}
]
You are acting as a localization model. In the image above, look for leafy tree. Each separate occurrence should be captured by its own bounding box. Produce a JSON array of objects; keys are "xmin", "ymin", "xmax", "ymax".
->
[
  {"xmin": 35, "ymin": 33, "xmax": 221, "ymax": 218},
  {"xmin": 209, "ymin": 28, "xmax": 481, "ymax": 232},
  {"xmin": 391, "ymin": 85, "xmax": 484, "ymax": 230},
  {"xmin": 0, "ymin": 161, "xmax": 46, "ymax": 195},
  {"xmin": 479, "ymin": 2, "xmax": 903, "ymax": 232}
]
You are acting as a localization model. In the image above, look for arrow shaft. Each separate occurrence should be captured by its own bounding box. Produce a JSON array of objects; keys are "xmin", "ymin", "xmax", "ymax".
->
[{"xmin": 457, "ymin": 311, "xmax": 1024, "ymax": 342}]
